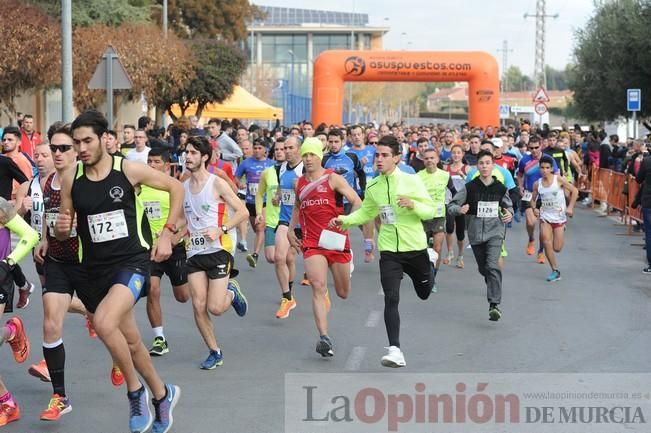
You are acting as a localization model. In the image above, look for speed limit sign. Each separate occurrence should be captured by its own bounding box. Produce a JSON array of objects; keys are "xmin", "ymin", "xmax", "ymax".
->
[{"xmin": 534, "ymin": 102, "xmax": 548, "ymax": 115}]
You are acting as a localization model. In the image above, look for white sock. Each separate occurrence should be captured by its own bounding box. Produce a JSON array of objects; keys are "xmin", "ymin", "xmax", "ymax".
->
[{"xmin": 152, "ymin": 327, "xmax": 165, "ymax": 339}]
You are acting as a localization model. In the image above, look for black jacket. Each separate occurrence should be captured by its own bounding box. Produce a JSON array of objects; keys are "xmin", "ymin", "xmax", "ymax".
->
[{"xmin": 635, "ymin": 155, "xmax": 651, "ymax": 208}]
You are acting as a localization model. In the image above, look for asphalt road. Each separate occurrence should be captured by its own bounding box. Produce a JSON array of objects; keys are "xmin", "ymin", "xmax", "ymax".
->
[{"xmin": 2, "ymin": 205, "xmax": 650, "ymax": 433}]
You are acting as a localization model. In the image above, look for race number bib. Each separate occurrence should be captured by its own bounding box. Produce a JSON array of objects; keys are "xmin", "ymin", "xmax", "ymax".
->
[
  {"xmin": 46, "ymin": 212, "xmax": 77, "ymax": 237},
  {"xmin": 188, "ymin": 233, "xmax": 209, "ymax": 252},
  {"xmin": 477, "ymin": 201, "xmax": 499, "ymax": 218},
  {"xmin": 318, "ymin": 229, "xmax": 346, "ymax": 251},
  {"xmin": 541, "ymin": 198, "xmax": 561, "ymax": 211},
  {"xmin": 522, "ymin": 191, "xmax": 533, "ymax": 202},
  {"xmin": 87, "ymin": 210, "xmax": 128, "ymax": 243},
  {"xmin": 143, "ymin": 201, "xmax": 162, "ymax": 220},
  {"xmin": 379, "ymin": 205, "xmax": 397, "ymax": 225},
  {"xmin": 248, "ymin": 182, "xmax": 259, "ymax": 196},
  {"xmin": 280, "ymin": 188, "xmax": 295, "ymax": 206}
]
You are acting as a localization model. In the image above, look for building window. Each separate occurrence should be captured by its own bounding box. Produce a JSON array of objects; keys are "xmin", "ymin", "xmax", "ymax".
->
[
  {"xmin": 313, "ymin": 34, "xmax": 352, "ymax": 58},
  {"xmin": 261, "ymin": 34, "xmax": 307, "ymax": 64}
]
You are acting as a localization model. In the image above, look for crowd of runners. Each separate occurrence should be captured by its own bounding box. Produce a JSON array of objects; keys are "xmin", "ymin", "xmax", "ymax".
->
[{"xmin": 0, "ymin": 112, "xmax": 589, "ymax": 432}]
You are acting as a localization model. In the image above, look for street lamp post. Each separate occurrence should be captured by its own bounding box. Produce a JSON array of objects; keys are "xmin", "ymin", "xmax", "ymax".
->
[
  {"xmin": 288, "ymin": 50, "xmax": 296, "ymax": 125},
  {"xmin": 61, "ymin": 0, "xmax": 73, "ymax": 122}
]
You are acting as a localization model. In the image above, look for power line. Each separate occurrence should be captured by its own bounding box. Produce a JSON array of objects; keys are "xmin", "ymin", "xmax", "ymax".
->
[
  {"xmin": 497, "ymin": 40, "xmax": 514, "ymax": 92},
  {"xmin": 524, "ymin": 0, "xmax": 558, "ymax": 90}
]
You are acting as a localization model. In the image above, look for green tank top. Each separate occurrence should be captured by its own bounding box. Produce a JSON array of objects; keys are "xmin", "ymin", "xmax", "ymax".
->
[
  {"xmin": 261, "ymin": 167, "xmax": 280, "ymax": 228},
  {"xmin": 139, "ymin": 185, "xmax": 169, "ymax": 241}
]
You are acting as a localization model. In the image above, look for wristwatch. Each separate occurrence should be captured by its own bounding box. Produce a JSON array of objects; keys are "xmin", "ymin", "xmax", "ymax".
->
[
  {"xmin": 163, "ymin": 223, "xmax": 179, "ymax": 234},
  {"xmin": 221, "ymin": 224, "xmax": 229, "ymax": 233}
]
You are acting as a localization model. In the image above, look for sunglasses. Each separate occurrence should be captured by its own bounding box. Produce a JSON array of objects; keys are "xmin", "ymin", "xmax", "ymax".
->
[{"xmin": 50, "ymin": 144, "xmax": 73, "ymax": 153}]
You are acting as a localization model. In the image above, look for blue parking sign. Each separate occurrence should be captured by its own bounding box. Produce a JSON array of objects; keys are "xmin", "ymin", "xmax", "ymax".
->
[{"xmin": 628, "ymin": 89, "xmax": 641, "ymax": 112}]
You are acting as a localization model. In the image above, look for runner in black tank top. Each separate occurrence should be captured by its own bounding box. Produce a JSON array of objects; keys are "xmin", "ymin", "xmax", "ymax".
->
[{"xmin": 54, "ymin": 110, "xmax": 184, "ymax": 433}]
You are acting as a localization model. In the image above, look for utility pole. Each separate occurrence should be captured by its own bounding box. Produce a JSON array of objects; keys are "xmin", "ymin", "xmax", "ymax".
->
[
  {"xmin": 496, "ymin": 40, "xmax": 513, "ymax": 92},
  {"xmin": 524, "ymin": 0, "xmax": 558, "ymax": 90},
  {"xmin": 61, "ymin": 0, "xmax": 73, "ymax": 122}
]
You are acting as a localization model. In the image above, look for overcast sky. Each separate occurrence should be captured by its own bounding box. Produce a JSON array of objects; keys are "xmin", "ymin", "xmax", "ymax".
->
[{"xmin": 255, "ymin": 0, "xmax": 596, "ymax": 76}]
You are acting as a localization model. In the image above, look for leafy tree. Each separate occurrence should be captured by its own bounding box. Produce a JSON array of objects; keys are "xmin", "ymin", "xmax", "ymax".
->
[
  {"xmin": 545, "ymin": 66, "xmax": 569, "ymax": 91},
  {"xmin": 161, "ymin": 0, "xmax": 263, "ymax": 41},
  {"xmin": 503, "ymin": 66, "xmax": 533, "ymax": 92},
  {"xmin": 72, "ymin": 23, "xmax": 194, "ymax": 123},
  {"xmin": 30, "ymin": 0, "xmax": 152, "ymax": 26},
  {"xmin": 159, "ymin": 39, "xmax": 247, "ymax": 120},
  {"xmin": 0, "ymin": 1, "xmax": 60, "ymax": 119},
  {"xmin": 570, "ymin": 0, "xmax": 651, "ymax": 120}
]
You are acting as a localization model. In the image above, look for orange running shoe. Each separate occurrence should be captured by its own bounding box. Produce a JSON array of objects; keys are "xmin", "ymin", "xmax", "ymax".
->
[
  {"xmin": 110, "ymin": 365, "xmax": 124, "ymax": 387},
  {"xmin": 0, "ymin": 403, "xmax": 20, "ymax": 426},
  {"xmin": 28, "ymin": 359, "xmax": 51, "ymax": 382},
  {"xmin": 6, "ymin": 317, "xmax": 29, "ymax": 363},
  {"xmin": 300, "ymin": 273, "xmax": 311, "ymax": 286},
  {"xmin": 39, "ymin": 394, "xmax": 71, "ymax": 421},
  {"xmin": 275, "ymin": 297, "xmax": 297, "ymax": 319},
  {"xmin": 526, "ymin": 241, "xmax": 535, "ymax": 255},
  {"xmin": 324, "ymin": 289, "xmax": 331, "ymax": 313},
  {"xmin": 537, "ymin": 252, "xmax": 546, "ymax": 264},
  {"xmin": 85, "ymin": 317, "xmax": 97, "ymax": 339}
]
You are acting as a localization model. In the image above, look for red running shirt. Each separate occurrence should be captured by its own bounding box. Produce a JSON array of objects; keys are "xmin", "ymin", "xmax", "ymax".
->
[{"xmin": 296, "ymin": 170, "xmax": 350, "ymax": 251}]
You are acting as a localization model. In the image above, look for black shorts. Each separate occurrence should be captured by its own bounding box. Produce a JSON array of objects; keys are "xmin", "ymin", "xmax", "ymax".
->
[
  {"xmin": 43, "ymin": 259, "xmax": 87, "ymax": 297},
  {"xmin": 343, "ymin": 202, "xmax": 353, "ymax": 215},
  {"xmin": 186, "ymin": 250, "xmax": 233, "ymax": 280},
  {"xmin": 422, "ymin": 217, "xmax": 446, "ymax": 234},
  {"xmin": 246, "ymin": 202, "xmax": 257, "ymax": 218},
  {"xmin": 150, "ymin": 244, "xmax": 187, "ymax": 287},
  {"xmin": 0, "ymin": 276, "xmax": 14, "ymax": 314},
  {"xmin": 34, "ymin": 259, "xmax": 44, "ymax": 276},
  {"xmin": 78, "ymin": 254, "xmax": 151, "ymax": 314}
]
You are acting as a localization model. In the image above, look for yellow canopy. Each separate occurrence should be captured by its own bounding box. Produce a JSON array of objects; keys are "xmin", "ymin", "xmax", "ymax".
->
[{"xmin": 170, "ymin": 85, "xmax": 283, "ymax": 120}]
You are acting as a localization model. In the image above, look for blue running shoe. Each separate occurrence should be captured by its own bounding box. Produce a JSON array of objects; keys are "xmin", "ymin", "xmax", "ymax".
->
[
  {"xmin": 546, "ymin": 270, "xmax": 561, "ymax": 282},
  {"xmin": 128, "ymin": 386, "xmax": 153, "ymax": 433},
  {"xmin": 200, "ymin": 349, "xmax": 223, "ymax": 370},
  {"xmin": 152, "ymin": 384, "xmax": 181, "ymax": 433},
  {"xmin": 228, "ymin": 280, "xmax": 248, "ymax": 317}
]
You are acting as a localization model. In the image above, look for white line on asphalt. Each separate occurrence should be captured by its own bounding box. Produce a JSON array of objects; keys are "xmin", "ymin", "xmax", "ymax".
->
[
  {"xmin": 345, "ymin": 346, "xmax": 367, "ymax": 371},
  {"xmin": 365, "ymin": 310, "xmax": 382, "ymax": 328}
]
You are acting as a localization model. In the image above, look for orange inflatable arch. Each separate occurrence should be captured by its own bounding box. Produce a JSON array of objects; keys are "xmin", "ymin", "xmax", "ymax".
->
[{"xmin": 312, "ymin": 50, "xmax": 499, "ymax": 129}]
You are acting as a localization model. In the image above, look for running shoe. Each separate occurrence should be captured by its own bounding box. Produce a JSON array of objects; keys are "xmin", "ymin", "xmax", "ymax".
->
[
  {"xmin": 526, "ymin": 241, "xmax": 535, "ymax": 255},
  {"xmin": 381, "ymin": 346, "xmax": 406, "ymax": 368},
  {"xmin": 643, "ymin": 267, "xmax": 651, "ymax": 275},
  {"xmin": 85, "ymin": 316, "xmax": 97, "ymax": 338},
  {"xmin": 275, "ymin": 297, "xmax": 296, "ymax": 319},
  {"xmin": 431, "ymin": 284, "xmax": 438, "ymax": 294},
  {"xmin": 537, "ymin": 252, "xmax": 545, "ymax": 264},
  {"xmin": 200, "ymin": 349, "xmax": 223, "ymax": 370},
  {"xmin": 246, "ymin": 253, "xmax": 258, "ymax": 268},
  {"xmin": 111, "ymin": 365, "xmax": 125, "ymax": 387},
  {"xmin": 443, "ymin": 252, "xmax": 453, "ymax": 265},
  {"xmin": 456, "ymin": 256, "xmax": 465, "ymax": 269},
  {"xmin": 324, "ymin": 289, "xmax": 331, "ymax": 313},
  {"xmin": 40, "ymin": 394, "xmax": 72, "ymax": 421},
  {"xmin": 513, "ymin": 212, "xmax": 521, "ymax": 223},
  {"xmin": 149, "ymin": 337, "xmax": 169, "ymax": 356},
  {"xmin": 0, "ymin": 403, "xmax": 20, "ymax": 426},
  {"xmin": 489, "ymin": 304, "xmax": 502, "ymax": 322},
  {"xmin": 128, "ymin": 386, "xmax": 153, "ymax": 433},
  {"xmin": 6, "ymin": 317, "xmax": 29, "ymax": 363},
  {"xmin": 16, "ymin": 282, "xmax": 34, "ymax": 309},
  {"xmin": 227, "ymin": 280, "xmax": 248, "ymax": 317},
  {"xmin": 28, "ymin": 359, "xmax": 51, "ymax": 382},
  {"xmin": 152, "ymin": 384, "xmax": 180, "ymax": 433},
  {"xmin": 546, "ymin": 270, "xmax": 562, "ymax": 282},
  {"xmin": 300, "ymin": 273, "xmax": 311, "ymax": 286},
  {"xmin": 427, "ymin": 247, "xmax": 438, "ymax": 265},
  {"xmin": 236, "ymin": 241, "xmax": 248, "ymax": 253},
  {"xmin": 316, "ymin": 335, "xmax": 334, "ymax": 357}
]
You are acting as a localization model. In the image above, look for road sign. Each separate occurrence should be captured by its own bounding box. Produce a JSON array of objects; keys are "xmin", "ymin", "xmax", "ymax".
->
[
  {"xmin": 88, "ymin": 46, "xmax": 133, "ymax": 128},
  {"xmin": 627, "ymin": 89, "xmax": 641, "ymax": 112},
  {"xmin": 533, "ymin": 87, "xmax": 550, "ymax": 103},
  {"xmin": 511, "ymin": 105, "xmax": 535, "ymax": 114},
  {"xmin": 88, "ymin": 46, "xmax": 133, "ymax": 90},
  {"xmin": 499, "ymin": 104, "xmax": 510, "ymax": 119},
  {"xmin": 534, "ymin": 102, "xmax": 548, "ymax": 115}
]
